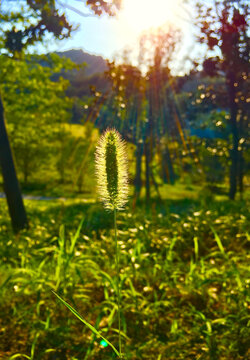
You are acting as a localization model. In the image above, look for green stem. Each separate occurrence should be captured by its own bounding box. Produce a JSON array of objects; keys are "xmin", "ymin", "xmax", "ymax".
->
[{"xmin": 114, "ymin": 208, "xmax": 122, "ymax": 358}]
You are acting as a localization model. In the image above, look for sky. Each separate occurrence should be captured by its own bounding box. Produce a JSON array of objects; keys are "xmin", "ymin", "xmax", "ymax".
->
[
  {"xmin": 44, "ymin": 0, "xmax": 200, "ymax": 74},
  {"xmin": 1, "ymin": 0, "xmax": 203, "ymax": 74}
]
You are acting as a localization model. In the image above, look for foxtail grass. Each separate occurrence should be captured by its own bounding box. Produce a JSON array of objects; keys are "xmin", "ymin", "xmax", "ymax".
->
[
  {"xmin": 53, "ymin": 128, "xmax": 128, "ymax": 359},
  {"xmin": 95, "ymin": 129, "xmax": 128, "ymax": 358},
  {"xmin": 95, "ymin": 128, "xmax": 128, "ymax": 211}
]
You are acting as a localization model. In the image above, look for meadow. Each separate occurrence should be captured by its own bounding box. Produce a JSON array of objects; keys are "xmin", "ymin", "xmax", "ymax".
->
[
  {"xmin": 0, "ymin": 2, "xmax": 249, "ymax": 358},
  {"xmin": 0, "ymin": 186, "xmax": 249, "ymax": 359}
]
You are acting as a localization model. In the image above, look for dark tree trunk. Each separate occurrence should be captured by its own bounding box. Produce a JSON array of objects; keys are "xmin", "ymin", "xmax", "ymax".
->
[
  {"xmin": 238, "ymin": 149, "xmax": 244, "ymax": 199},
  {"xmin": 161, "ymin": 144, "xmax": 175, "ymax": 184},
  {"xmin": 238, "ymin": 112, "xmax": 245, "ymax": 199},
  {"xmin": 227, "ymin": 72, "xmax": 238, "ymax": 200},
  {"xmin": 0, "ymin": 93, "xmax": 28, "ymax": 232},
  {"xmin": 134, "ymin": 140, "xmax": 143, "ymax": 200},
  {"xmin": 161, "ymin": 158, "xmax": 168, "ymax": 183},
  {"xmin": 150, "ymin": 171, "xmax": 162, "ymax": 200},
  {"xmin": 145, "ymin": 139, "xmax": 150, "ymax": 204}
]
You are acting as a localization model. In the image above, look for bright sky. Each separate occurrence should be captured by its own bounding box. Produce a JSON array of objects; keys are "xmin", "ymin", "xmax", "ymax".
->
[
  {"xmin": 1, "ymin": 0, "xmax": 199, "ymax": 74},
  {"xmin": 43, "ymin": 0, "xmax": 197, "ymax": 74}
]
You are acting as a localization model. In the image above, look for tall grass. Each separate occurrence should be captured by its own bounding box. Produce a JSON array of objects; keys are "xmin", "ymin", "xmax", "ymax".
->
[{"xmin": 53, "ymin": 129, "xmax": 128, "ymax": 359}]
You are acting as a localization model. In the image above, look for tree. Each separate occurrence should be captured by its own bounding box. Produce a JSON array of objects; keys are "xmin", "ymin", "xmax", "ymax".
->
[
  {"xmin": 104, "ymin": 61, "xmax": 146, "ymax": 200},
  {"xmin": 0, "ymin": 91, "xmax": 29, "ymax": 232},
  {"xmin": 195, "ymin": 0, "xmax": 249, "ymax": 199},
  {"xmin": 139, "ymin": 27, "xmax": 181, "ymax": 202},
  {"xmin": 0, "ymin": 0, "xmax": 121, "ymax": 232},
  {"xmin": 87, "ymin": 26, "xmax": 183, "ymax": 203},
  {"xmin": 0, "ymin": 54, "xmax": 73, "ymax": 184}
]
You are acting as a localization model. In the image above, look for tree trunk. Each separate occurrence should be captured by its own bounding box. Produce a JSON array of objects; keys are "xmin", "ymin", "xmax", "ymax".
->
[
  {"xmin": 238, "ymin": 149, "xmax": 244, "ymax": 199},
  {"xmin": 145, "ymin": 139, "xmax": 150, "ymax": 203},
  {"xmin": 227, "ymin": 72, "xmax": 238, "ymax": 200},
  {"xmin": 238, "ymin": 111, "xmax": 245, "ymax": 200},
  {"xmin": 150, "ymin": 171, "xmax": 162, "ymax": 201},
  {"xmin": 134, "ymin": 140, "xmax": 143, "ymax": 200},
  {"xmin": 161, "ymin": 144, "xmax": 175, "ymax": 184},
  {"xmin": 0, "ymin": 93, "xmax": 28, "ymax": 232}
]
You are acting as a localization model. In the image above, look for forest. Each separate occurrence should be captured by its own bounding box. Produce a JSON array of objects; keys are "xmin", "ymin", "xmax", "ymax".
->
[{"xmin": 0, "ymin": 1, "xmax": 249, "ymax": 359}]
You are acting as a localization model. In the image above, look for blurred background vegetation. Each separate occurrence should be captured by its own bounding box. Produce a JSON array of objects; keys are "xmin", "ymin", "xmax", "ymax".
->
[{"xmin": 0, "ymin": 0, "xmax": 249, "ymax": 359}]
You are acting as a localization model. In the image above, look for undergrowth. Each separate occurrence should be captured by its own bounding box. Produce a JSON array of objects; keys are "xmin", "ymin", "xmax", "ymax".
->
[{"xmin": 0, "ymin": 197, "xmax": 249, "ymax": 359}]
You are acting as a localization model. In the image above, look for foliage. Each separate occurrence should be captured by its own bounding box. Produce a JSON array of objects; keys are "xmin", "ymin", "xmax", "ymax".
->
[
  {"xmin": 0, "ymin": 3, "xmax": 249, "ymax": 356},
  {"xmin": 86, "ymin": 26, "xmax": 186, "ymax": 202},
  {"xmin": 0, "ymin": 0, "xmax": 123, "ymax": 234},
  {"xmin": 195, "ymin": 0, "xmax": 249, "ymax": 199},
  {"xmin": 55, "ymin": 122, "xmax": 98, "ymax": 193},
  {"xmin": 0, "ymin": 0, "xmax": 72, "ymax": 54},
  {"xmin": 0, "ymin": 0, "xmax": 121, "ymax": 54},
  {"xmin": 0, "ymin": 194, "xmax": 249, "ymax": 359},
  {"xmin": 86, "ymin": 0, "xmax": 121, "ymax": 16},
  {"xmin": 0, "ymin": 54, "xmax": 73, "ymax": 184},
  {"xmin": 178, "ymin": 68, "xmax": 249, "ymax": 190}
]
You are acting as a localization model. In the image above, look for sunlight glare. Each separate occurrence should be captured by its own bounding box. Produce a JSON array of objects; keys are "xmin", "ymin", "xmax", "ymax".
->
[{"xmin": 121, "ymin": 0, "xmax": 178, "ymax": 33}]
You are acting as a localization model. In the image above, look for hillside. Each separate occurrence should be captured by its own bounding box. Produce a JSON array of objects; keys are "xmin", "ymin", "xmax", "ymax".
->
[
  {"xmin": 56, "ymin": 49, "xmax": 107, "ymax": 77},
  {"xmin": 53, "ymin": 49, "xmax": 110, "ymax": 102}
]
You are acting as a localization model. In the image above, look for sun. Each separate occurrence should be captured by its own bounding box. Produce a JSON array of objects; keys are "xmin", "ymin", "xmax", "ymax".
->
[{"xmin": 120, "ymin": 0, "xmax": 179, "ymax": 33}]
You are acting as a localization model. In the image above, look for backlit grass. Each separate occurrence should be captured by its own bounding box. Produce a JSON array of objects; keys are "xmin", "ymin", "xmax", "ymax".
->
[{"xmin": 0, "ymin": 194, "xmax": 249, "ymax": 359}]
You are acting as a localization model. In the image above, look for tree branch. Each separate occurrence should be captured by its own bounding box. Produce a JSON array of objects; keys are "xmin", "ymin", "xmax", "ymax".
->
[{"xmin": 56, "ymin": 0, "xmax": 96, "ymax": 17}]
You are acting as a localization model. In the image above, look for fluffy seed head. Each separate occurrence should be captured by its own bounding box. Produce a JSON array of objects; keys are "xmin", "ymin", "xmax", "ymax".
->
[{"xmin": 95, "ymin": 129, "xmax": 128, "ymax": 211}]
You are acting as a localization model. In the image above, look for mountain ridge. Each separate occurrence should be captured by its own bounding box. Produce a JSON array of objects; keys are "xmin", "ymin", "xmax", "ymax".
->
[{"xmin": 55, "ymin": 48, "xmax": 107, "ymax": 77}]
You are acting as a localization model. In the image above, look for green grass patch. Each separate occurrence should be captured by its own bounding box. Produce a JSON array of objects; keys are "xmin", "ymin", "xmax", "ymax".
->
[{"xmin": 0, "ymin": 195, "xmax": 249, "ymax": 359}]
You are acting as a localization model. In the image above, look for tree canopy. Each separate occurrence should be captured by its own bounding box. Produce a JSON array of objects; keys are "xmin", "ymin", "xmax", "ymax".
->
[
  {"xmin": 0, "ymin": 0, "xmax": 122, "ymax": 232},
  {"xmin": 0, "ymin": 0, "xmax": 121, "ymax": 54},
  {"xmin": 195, "ymin": 0, "xmax": 249, "ymax": 199}
]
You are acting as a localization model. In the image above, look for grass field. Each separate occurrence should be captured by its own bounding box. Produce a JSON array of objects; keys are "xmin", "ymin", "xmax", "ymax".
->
[{"xmin": 0, "ymin": 187, "xmax": 249, "ymax": 359}]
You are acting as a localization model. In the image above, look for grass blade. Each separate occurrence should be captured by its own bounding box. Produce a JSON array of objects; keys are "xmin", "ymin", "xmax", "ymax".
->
[
  {"xmin": 70, "ymin": 217, "xmax": 84, "ymax": 254},
  {"xmin": 52, "ymin": 290, "xmax": 120, "ymax": 357},
  {"xmin": 9, "ymin": 355, "xmax": 30, "ymax": 359},
  {"xmin": 211, "ymin": 226, "xmax": 225, "ymax": 255},
  {"xmin": 193, "ymin": 236, "xmax": 199, "ymax": 261}
]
